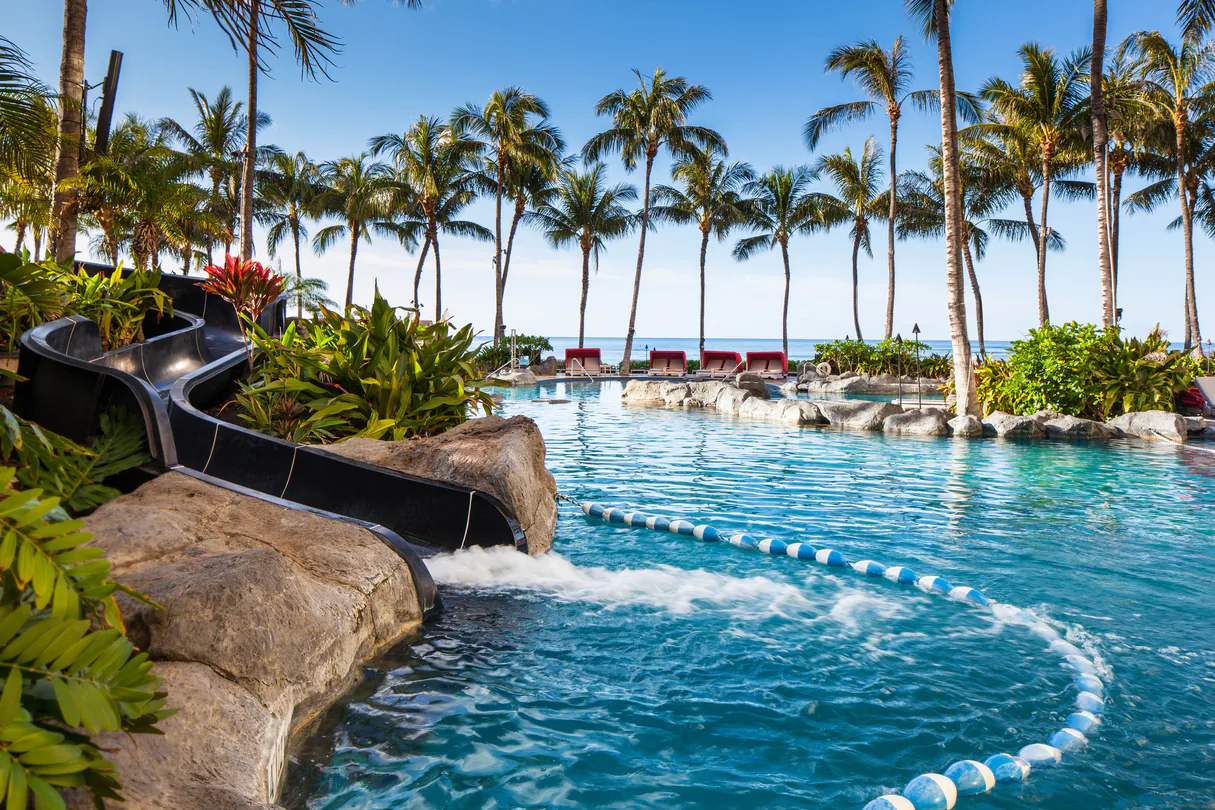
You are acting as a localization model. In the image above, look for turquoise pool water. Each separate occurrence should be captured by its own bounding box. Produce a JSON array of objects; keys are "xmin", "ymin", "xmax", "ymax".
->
[{"xmin": 287, "ymin": 382, "xmax": 1215, "ymax": 809}]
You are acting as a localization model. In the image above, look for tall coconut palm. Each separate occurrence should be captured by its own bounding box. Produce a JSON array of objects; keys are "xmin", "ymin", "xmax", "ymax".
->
[
  {"xmin": 51, "ymin": 0, "xmax": 87, "ymax": 264},
  {"xmin": 161, "ymin": 86, "xmax": 268, "ymax": 262},
  {"xmin": 649, "ymin": 144, "xmax": 754, "ymax": 360},
  {"xmin": 312, "ymin": 154, "xmax": 417, "ymax": 309},
  {"xmin": 452, "ymin": 88, "xmax": 562, "ymax": 339},
  {"xmin": 979, "ymin": 43, "xmax": 1090, "ymax": 327},
  {"xmin": 732, "ymin": 166, "xmax": 840, "ymax": 359},
  {"xmin": 258, "ymin": 150, "xmax": 322, "ymax": 317},
  {"xmin": 584, "ymin": 67, "xmax": 723, "ymax": 375},
  {"xmin": 1127, "ymin": 31, "xmax": 1215, "ymax": 348},
  {"xmin": 814, "ymin": 138, "xmax": 887, "ymax": 342},
  {"xmin": 1180, "ymin": 0, "xmax": 1215, "ymax": 40},
  {"xmin": 371, "ymin": 115, "xmax": 490, "ymax": 314},
  {"xmin": 164, "ymin": 0, "xmax": 423, "ymax": 261},
  {"xmin": 905, "ymin": 0, "xmax": 977, "ymax": 416},
  {"xmin": 502, "ymin": 155, "xmax": 565, "ymax": 305},
  {"xmin": 804, "ymin": 36, "xmax": 978, "ymax": 340},
  {"xmin": 1091, "ymin": 0, "xmax": 1116, "ymax": 326},
  {"xmin": 899, "ymin": 146, "xmax": 1057, "ymax": 358},
  {"xmin": 527, "ymin": 163, "xmax": 637, "ymax": 347}
]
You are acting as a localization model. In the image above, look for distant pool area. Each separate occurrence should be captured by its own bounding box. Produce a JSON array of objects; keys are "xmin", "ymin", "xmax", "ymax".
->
[{"xmin": 288, "ymin": 381, "xmax": 1215, "ymax": 810}]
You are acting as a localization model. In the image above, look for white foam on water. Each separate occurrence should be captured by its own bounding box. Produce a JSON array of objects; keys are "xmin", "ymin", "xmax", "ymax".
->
[{"xmin": 427, "ymin": 546, "xmax": 820, "ymax": 616}]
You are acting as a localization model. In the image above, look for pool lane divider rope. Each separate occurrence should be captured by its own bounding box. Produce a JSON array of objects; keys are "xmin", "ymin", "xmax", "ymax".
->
[{"xmin": 568, "ymin": 496, "xmax": 1107, "ymax": 810}]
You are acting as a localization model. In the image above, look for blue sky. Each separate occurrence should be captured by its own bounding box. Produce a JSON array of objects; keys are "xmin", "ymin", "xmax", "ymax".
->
[{"xmin": 9, "ymin": 0, "xmax": 1205, "ymax": 342}]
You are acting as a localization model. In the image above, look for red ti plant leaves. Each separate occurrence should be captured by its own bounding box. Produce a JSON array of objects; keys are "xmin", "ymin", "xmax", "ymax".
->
[{"xmin": 200, "ymin": 254, "xmax": 286, "ymax": 368}]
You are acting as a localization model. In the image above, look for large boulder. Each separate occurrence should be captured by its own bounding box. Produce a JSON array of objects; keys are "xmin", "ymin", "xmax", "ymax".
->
[
  {"xmin": 326, "ymin": 415, "xmax": 558, "ymax": 554},
  {"xmin": 621, "ymin": 379, "xmax": 691, "ymax": 405},
  {"xmin": 689, "ymin": 380, "xmax": 730, "ymax": 407},
  {"xmin": 982, "ymin": 411, "xmax": 1046, "ymax": 438},
  {"xmin": 715, "ymin": 385, "xmax": 754, "ymax": 414},
  {"xmin": 80, "ymin": 472, "xmax": 426, "ymax": 809},
  {"xmin": 883, "ymin": 408, "xmax": 951, "ymax": 436},
  {"xmin": 530, "ymin": 356, "xmax": 558, "ymax": 377},
  {"xmin": 735, "ymin": 371, "xmax": 770, "ymax": 399},
  {"xmin": 1043, "ymin": 414, "xmax": 1119, "ymax": 440},
  {"xmin": 815, "ymin": 400, "xmax": 903, "ymax": 431},
  {"xmin": 947, "ymin": 414, "xmax": 985, "ymax": 438},
  {"xmin": 1107, "ymin": 409, "xmax": 1188, "ymax": 442},
  {"xmin": 491, "ymin": 368, "xmax": 537, "ymax": 386}
]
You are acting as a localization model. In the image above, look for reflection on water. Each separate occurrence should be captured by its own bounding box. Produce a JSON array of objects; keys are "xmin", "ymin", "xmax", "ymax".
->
[{"xmin": 288, "ymin": 382, "xmax": 1215, "ymax": 810}]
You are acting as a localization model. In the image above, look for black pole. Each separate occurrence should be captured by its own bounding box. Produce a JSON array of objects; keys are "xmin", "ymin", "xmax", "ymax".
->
[{"xmin": 94, "ymin": 51, "xmax": 123, "ymax": 156}]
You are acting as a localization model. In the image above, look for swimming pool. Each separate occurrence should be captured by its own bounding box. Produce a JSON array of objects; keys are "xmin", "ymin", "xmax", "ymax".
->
[{"xmin": 286, "ymin": 381, "xmax": 1215, "ymax": 809}]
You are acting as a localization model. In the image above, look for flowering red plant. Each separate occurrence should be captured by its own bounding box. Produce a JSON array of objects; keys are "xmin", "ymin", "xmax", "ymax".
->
[{"xmin": 201, "ymin": 254, "xmax": 286, "ymax": 367}]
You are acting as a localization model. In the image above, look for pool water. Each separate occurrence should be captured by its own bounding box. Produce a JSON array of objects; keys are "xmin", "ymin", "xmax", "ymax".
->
[{"xmin": 286, "ymin": 381, "xmax": 1215, "ymax": 809}]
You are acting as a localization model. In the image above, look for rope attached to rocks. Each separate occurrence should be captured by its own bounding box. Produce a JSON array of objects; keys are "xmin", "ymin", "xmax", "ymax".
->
[{"xmin": 567, "ymin": 494, "xmax": 1107, "ymax": 810}]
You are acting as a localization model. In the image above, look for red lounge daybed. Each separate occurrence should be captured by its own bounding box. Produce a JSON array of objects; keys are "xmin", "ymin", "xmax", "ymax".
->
[
  {"xmin": 565, "ymin": 348, "xmax": 604, "ymax": 377},
  {"xmin": 699, "ymin": 350, "xmax": 744, "ymax": 378},
  {"xmin": 649, "ymin": 350, "xmax": 687, "ymax": 377},
  {"xmin": 746, "ymin": 351, "xmax": 789, "ymax": 380}
]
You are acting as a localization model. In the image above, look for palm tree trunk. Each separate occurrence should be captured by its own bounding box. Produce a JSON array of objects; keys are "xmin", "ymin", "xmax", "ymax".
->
[
  {"xmin": 345, "ymin": 226, "xmax": 359, "ymax": 310},
  {"xmin": 433, "ymin": 232, "xmax": 443, "ymax": 318},
  {"xmin": 886, "ymin": 116, "xmax": 898, "ymax": 339},
  {"xmin": 51, "ymin": 0, "xmax": 86, "ymax": 265},
  {"xmin": 1111, "ymin": 167, "xmax": 1122, "ymax": 309},
  {"xmin": 698, "ymin": 227, "xmax": 710, "ymax": 362},
  {"xmin": 1021, "ymin": 191, "xmax": 1041, "ymax": 257},
  {"xmin": 492, "ymin": 165, "xmax": 505, "ymax": 341},
  {"xmin": 181, "ymin": 241, "xmax": 192, "ymax": 275},
  {"xmin": 962, "ymin": 238, "xmax": 986, "ymax": 359},
  {"xmin": 1185, "ymin": 183, "xmax": 1201, "ymax": 348},
  {"xmin": 1092, "ymin": 0, "xmax": 1115, "ymax": 328},
  {"xmin": 292, "ymin": 223, "xmax": 303, "ymax": 319},
  {"xmin": 14, "ymin": 223, "xmax": 25, "ymax": 254},
  {"xmin": 501, "ymin": 197, "xmax": 524, "ymax": 295},
  {"xmin": 780, "ymin": 239, "xmax": 791, "ymax": 360},
  {"xmin": 240, "ymin": 0, "xmax": 259, "ymax": 261},
  {"xmin": 1177, "ymin": 119, "xmax": 1199, "ymax": 348},
  {"xmin": 1037, "ymin": 166, "xmax": 1052, "ymax": 327},
  {"xmin": 579, "ymin": 246, "xmax": 591, "ymax": 349},
  {"xmin": 32, "ymin": 228, "xmax": 41, "ymax": 262},
  {"xmin": 621, "ymin": 153, "xmax": 655, "ymax": 377},
  {"xmin": 412, "ymin": 233, "xmax": 432, "ymax": 311},
  {"xmin": 851, "ymin": 231, "xmax": 864, "ymax": 342},
  {"xmin": 934, "ymin": 0, "xmax": 977, "ymax": 416}
]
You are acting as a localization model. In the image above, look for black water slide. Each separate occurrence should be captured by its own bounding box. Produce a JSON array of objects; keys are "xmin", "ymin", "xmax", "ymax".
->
[{"xmin": 14, "ymin": 271, "xmax": 532, "ymax": 613}]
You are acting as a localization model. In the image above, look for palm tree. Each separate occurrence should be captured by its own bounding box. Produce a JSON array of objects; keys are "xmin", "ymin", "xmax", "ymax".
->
[
  {"xmin": 258, "ymin": 150, "xmax": 322, "ymax": 317},
  {"xmin": 527, "ymin": 163, "xmax": 637, "ymax": 347},
  {"xmin": 282, "ymin": 274, "xmax": 336, "ymax": 317},
  {"xmin": 0, "ymin": 35, "xmax": 55, "ymax": 181},
  {"xmin": 814, "ymin": 138, "xmax": 887, "ymax": 342},
  {"xmin": 899, "ymin": 147, "xmax": 1056, "ymax": 358},
  {"xmin": 804, "ymin": 36, "xmax": 974, "ymax": 340},
  {"xmin": 1179, "ymin": 1, "xmax": 1215, "ymax": 40},
  {"xmin": 452, "ymin": 88, "xmax": 562, "ymax": 339},
  {"xmin": 312, "ymin": 154, "xmax": 417, "ymax": 309},
  {"xmin": 163, "ymin": 0, "xmax": 423, "ymax": 261},
  {"xmin": 979, "ymin": 43, "xmax": 1090, "ymax": 327},
  {"xmin": 51, "ymin": 0, "xmax": 87, "ymax": 264},
  {"xmin": 502, "ymin": 155, "xmax": 564, "ymax": 306},
  {"xmin": 371, "ymin": 115, "xmax": 491, "ymax": 314},
  {"xmin": 161, "ymin": 87, "xmax": 268, "ymax": 263},
  {"xmin": 585, "ymin": 68, "xmax": 724, "ymax": 375},
  {"xmin": 732, "ymin": 167, "xmax": 840, "ymax": 359},
  {"xmin": 650, "ymin": 144, "xmax": 753, "ymax": 360},
  {"xmin": 1091, "ymin": 0, "xmax": 1116, "ymax": 327},
  {"xmin": 1127, "ymin": 31, "xmax": 1215, "ymax": 349},
  {"xmin": 905, "ymin": 0, "xmax": 977, "ymax": 416}
]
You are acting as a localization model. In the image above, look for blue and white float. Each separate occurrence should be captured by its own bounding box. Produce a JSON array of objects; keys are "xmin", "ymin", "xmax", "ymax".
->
[{"xmin": 573, "ymin": 499, "xmax": 1110, "ymax": 810}]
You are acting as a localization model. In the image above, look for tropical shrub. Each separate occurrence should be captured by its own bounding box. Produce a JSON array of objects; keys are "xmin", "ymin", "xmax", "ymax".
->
[
  {"xmin": 473, "ymin": 335, "xmax": 553, "ymax": 373},
  {"xmin": 55, "ymin": 265, "xmax": 170, "ymax": 351},
  {"xmin": 0, "ymin": 468, "xmax": 173, "ymax": 808},
  {"xmin": 812, "ymin": 338, "xmax": 950, "ymax": 378},
  {"xmin": 200, "ymin": 254, "xmax": 286, "ymax": 367},
  {"xmin": 0, "ymin": 253, "xmax": 171, "ymax": 353},
  {"xmin": 238, "ymin": 289, "xmax": 493, "ymax": 443},
  {"xmin": 972, "ymin": 323, "xmax": 1193, "ymax": 418}
]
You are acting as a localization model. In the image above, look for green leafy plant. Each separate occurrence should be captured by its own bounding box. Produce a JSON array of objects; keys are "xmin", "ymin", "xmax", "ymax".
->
[
  {"xmin": 1096, "ymin": 329, "xmax": 1195, "ymax": 417},
  {"xmin": 0, "ymin": 252, "xmax": 65, "ymax": 353},
  {"xmin": 239, "ymin": 289, "xmax": 493, "ymax": 442},
  {"xmin": 811, "ymin": 338, "xmax": 950, "ymax": 378},
  {"xmin": 473, "ymin": 335, "xmax": 553, "ymax": 373},
  {"xmin": 55, "ymin": 265, "xmax": 171, "ymax": 352},
  {"xmin": 0, "ymin": 468, "xmax": 173, "ymax": 809}
]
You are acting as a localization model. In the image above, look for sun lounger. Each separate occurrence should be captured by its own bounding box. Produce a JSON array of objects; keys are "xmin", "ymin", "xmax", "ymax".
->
[
  {"xmin": 745, "ymin": 351, "xmax": 789, "ymax": 380},
  {"xmin": 648, "ymin": 350, "xmax": 687, "ymax": 377},
  {"xmin": 565, "ymin": 348, "xmax": 604, "ymax": 377},
  {"xmin": 698, "ymin": 350, "xmax": 744, "ymax": 378},
  {"xmin": 1193, "ymin": 377, "xmax": 1215, "ymax": 413}
]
